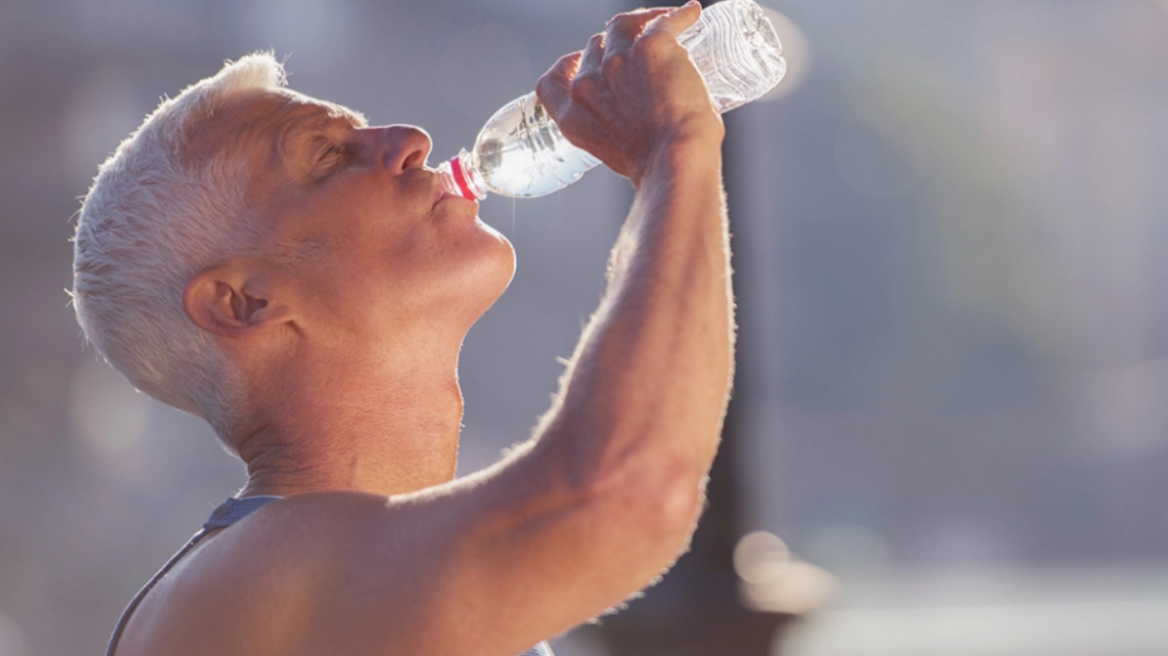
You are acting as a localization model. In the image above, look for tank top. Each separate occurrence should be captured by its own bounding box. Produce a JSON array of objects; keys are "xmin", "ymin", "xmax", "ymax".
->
[{"xmin": 107, "ymin": 496, "xmax": 554, "ymax": 656}]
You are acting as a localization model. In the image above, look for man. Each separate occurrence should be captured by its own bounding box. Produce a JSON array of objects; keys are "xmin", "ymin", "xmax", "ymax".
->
[{"xmin": 72, "ymin": 2, "xmax": 734, "ymax": 654}]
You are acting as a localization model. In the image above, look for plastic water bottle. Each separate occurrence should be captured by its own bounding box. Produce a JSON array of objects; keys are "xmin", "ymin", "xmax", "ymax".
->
[{"xmin": 437, "ymin": 0, "xmax": 787, "ymax": 200}]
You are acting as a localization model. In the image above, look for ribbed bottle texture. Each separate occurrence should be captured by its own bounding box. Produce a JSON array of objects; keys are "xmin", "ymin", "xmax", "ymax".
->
[
  {"xmin": 438, "ymin": 0, "xmax": 786, "ymax": 200},
  {"xmin": 677, "ymin": 0, "xmax": 786, "ymax": 113}
]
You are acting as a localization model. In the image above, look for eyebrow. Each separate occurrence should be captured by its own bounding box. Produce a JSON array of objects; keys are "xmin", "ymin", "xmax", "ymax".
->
[
  {"xmin": 286, "ymin": 107, "xmax": 364, "ymax": 143},
  {"xmin": 302, "ymin": 104, "xmax": 368, "ymax": 132},
  {"xmin": 278, "ymin": 105, "xmax": 368, "ymax": 172}
]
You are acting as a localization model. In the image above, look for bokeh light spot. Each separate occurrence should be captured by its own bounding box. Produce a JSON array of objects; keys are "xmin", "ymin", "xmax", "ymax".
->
[
  {"xmin": 734, "ymin": 530, "xmax": 791, "ymax": 584},
  {"xmin": 736, "ymin": 531, "xmax": 837, "ymax": 615}
]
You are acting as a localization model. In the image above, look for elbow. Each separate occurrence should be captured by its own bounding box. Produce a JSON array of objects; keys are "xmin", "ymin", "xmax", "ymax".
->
[
  {"xmin": 592, "ymin": 454, "xmax": 707, "ymax": 555},
  {"xmin": 650, "ymin": 464, "xmax": 706, "ymax": 540}
]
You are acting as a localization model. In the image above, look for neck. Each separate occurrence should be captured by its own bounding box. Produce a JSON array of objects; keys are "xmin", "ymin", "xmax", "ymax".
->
[{"xmin": 234, "ymin": 346, "xmax": 465, "ymax": 499}]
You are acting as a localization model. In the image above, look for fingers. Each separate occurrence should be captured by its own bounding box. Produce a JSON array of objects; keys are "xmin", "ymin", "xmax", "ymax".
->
[
  {"xmin": 580, "ymin": 32, "xmax": 606, "ymax": 76},
  {"xmin": 535, "ymin": 51, "xmax": 582, "ymax": 115},
  {"xmin": 643, "ymin": 0, "xmax": 702, "ymax": 39},
  {"xmin": 540, "ymin": 1, "xmax": 700, "ymax": 114},
  {"xmin": 605, "ymin": 7, "xmax": 672, "ymax": 54}
]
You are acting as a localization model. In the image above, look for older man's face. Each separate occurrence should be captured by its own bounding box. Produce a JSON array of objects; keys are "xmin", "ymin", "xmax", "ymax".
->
[{"xmin": 209, "ymin": 88, "xmax": 516, "ymax": 347}]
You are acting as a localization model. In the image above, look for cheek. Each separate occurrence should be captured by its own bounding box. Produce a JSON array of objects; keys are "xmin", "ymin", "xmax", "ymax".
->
[{"xmin": 325, "ymin": 218, "xmax": 515, "ymax": 324}]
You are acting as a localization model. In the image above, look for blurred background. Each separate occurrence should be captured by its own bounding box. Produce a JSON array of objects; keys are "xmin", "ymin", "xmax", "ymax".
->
[{"xmin": 2, "ymin": 0, "xmax": 1168, "ymax": 654}]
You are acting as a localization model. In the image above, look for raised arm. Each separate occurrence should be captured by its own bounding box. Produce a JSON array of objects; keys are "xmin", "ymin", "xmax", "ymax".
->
[
  {"xmin": 530, "ymin": 1, "xmax": 732, "ymax": 515},
  {"xmin": 157, "ymin": 6, "xmax": 736, "ymax": 656},
  {"xmin": 432, "ymin": 1, "xmax": 736, "ymax": 644}
]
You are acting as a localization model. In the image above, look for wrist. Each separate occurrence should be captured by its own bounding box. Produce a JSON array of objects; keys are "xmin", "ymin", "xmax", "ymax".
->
[{"xmin": 635, "ymin": 126, "xmax": 725, "ymax": 190}]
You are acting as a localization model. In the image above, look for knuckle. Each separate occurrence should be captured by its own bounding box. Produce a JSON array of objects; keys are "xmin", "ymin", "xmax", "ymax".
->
[
  {"xmin": 632, "ymin": 31, "xmax": 675, "ymax": 57},
  {"xmin": 568, "ymin": 75, "xmax": 598, "ymax": 103},
  {"xmin": 601, "ymin": 50, "xmax": 629, "ymax": 71},
  {"xmin": 608, "ymin": 9, "xmax": 653, "ymax": 31}
]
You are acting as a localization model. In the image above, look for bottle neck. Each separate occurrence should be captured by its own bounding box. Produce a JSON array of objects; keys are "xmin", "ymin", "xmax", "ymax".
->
[{"xmin": 449, "ymin": 150, "xmax": 488, "ymax": 201}]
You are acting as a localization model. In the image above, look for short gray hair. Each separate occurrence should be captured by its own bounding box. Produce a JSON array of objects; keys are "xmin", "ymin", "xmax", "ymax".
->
[{"xmin": 72, "ymin": 52, "xmax": 286, "ymax": 441}]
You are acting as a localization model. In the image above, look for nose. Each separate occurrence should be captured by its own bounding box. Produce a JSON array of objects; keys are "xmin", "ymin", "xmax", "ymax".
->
[{"xmin": 371, "ymin": 125, "xmax": 432, "ymax": 174}]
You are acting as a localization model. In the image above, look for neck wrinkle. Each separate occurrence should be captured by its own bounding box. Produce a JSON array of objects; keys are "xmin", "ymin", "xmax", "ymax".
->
[
  {"xmin": 237, "ymin": 436, "xmax": 329, "ymax": 498},
  {"xmin": 227, "ymin": 310, "xmax": 471, "ymax": 499},
  {"xmin": 235, "ymin": 368, "xmax": 466, "ymax": 499}
]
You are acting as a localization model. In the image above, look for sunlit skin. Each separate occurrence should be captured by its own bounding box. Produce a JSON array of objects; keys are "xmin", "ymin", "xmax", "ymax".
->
[
  {"xmin": 183, "ymin": 88, "xmax": 516, "ymax": 497},
  {"xmin": 118, "ymin": 4, "xmax": 734, "ymax": 656}
]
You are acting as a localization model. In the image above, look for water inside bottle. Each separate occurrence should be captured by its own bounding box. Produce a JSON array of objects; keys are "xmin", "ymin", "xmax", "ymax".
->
[
  {"xmin": 441, "ymin": 0, "xmax": 785, "ymax": 200},
  {"xmin": 471, "ymin": 94, "xmax": 600, "ymax": 198}
]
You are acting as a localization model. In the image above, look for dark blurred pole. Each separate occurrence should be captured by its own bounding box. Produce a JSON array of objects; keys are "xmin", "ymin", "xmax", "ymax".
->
[
  {"xmin": 591, "ymin": 384, "xmax": 792, "ymax": 656},
  {"xmin": 590, "ymin": 2, "xmax": 792, "ymax": 654}
]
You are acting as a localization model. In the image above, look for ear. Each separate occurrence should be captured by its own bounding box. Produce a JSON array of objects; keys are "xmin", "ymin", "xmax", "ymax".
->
[{"xmin": 183, "ymin": 266, "xmax": 291, "ymax": 339}]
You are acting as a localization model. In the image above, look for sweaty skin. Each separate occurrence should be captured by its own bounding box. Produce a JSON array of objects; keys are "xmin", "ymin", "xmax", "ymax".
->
[{"xmin": 117, "ymin": 4, "xmax": 733, "ymax": 655}]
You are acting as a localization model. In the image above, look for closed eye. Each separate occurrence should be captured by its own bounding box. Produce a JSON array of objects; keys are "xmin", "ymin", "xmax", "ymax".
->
[
  {"xmin": 283, "ymin": 108, "xmax": 362, "ymax": 182},
  {"xmin": 315, "ymin": 138, "xmax": 339, "ymax": 159},
  {"xmin": 312, "ymin": 139, "xmax": 348, "ymax": 174}
]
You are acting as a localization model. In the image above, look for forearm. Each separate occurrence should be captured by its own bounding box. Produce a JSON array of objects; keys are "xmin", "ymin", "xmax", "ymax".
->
[{"xmin": 536, "ymin": 137, "xmax": 734, "ymax": 511}]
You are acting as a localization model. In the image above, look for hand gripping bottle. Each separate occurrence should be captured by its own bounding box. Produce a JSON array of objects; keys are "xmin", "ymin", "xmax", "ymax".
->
[{"xmin": 437, "ymin": 0, "xmax": 787, "ymax": 200}]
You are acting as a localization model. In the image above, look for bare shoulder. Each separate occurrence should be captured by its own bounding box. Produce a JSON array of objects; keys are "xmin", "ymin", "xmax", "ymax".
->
[
  {"xmin": 114, "ymin": 449, "xmax": 690, "ymax": 656},
  {"xmin": 116, "ymin": 492, "xmax": 440, "ymax": 656}
]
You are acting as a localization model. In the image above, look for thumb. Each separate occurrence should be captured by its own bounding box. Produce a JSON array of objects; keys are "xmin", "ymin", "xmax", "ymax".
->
[{"xmin": 645, "ymin": 0, "xmax": 702, "ymax": 39}]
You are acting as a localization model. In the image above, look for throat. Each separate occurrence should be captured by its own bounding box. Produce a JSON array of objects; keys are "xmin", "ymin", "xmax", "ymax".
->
[{"xmin": 236, "ymin": 377, "xmax": 464, "ymax": 498}]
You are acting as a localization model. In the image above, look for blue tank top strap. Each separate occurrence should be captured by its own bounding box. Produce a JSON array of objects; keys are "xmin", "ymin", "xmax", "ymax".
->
[
  {"xmin": 202, "ymin": 495, "xmax": 283, "ymax": 530},
  {"xmin": 105, "ymin": 496, "xmax": 284, "ymax": 656}
]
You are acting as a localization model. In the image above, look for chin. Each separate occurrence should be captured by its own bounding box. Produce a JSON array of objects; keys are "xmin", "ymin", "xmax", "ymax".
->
[
  {"xmin": 474, "ymin": 226, "xmax": 517, "ymax": 303},
  {"xmin": 442, "ymin": 223, "xmax": 515, "ymax": 326}
]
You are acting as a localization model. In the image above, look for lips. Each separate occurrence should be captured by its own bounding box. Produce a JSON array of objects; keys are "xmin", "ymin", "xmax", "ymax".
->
[
  {"xmin": 427, "ymin": 168, "xmax": 478, "ymax": 212},
  {"xmin": 421, "ymin": 169, "xmax": 447, "ymax": 208},
  {"xmin": 433, "ymin": 167, "xmax": 463, "ymax": 199}
]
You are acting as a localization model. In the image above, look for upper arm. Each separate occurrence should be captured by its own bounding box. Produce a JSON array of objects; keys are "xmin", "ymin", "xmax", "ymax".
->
[{"xmin": 184, "ymin": 444, "xmax": 699, "ymax": 656}]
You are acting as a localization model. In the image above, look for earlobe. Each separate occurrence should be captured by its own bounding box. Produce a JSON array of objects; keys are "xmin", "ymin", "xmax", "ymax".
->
[{"xmin": 183, "ymin": 268, "xmax": 289, "ymax": 338}]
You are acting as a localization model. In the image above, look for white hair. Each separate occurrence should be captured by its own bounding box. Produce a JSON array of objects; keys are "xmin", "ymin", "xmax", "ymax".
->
[{"xmin": 71, "ymin": 52, "xmax": 286, "ymax": 443}]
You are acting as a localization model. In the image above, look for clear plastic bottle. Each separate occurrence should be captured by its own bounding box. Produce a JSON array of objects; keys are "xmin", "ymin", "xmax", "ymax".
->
[{"xmin": 437, "ymin": 0, "xmax": 787, "ymax": 201}]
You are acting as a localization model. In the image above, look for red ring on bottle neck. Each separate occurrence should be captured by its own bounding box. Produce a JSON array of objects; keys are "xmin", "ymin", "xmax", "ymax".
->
[{"xmin": 449, "ymin": 156, "xmax": 475, "ymax": 200}]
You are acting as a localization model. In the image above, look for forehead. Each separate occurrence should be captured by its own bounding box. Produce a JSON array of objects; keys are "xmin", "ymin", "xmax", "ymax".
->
[
  {"xmin": 224, "ymin": 88, "xmax": 367, "ymax": 132},
  {"xmin": 187, "ymin": 88, "xmax": 366, "ymax": 167},
  {"xmin": 190, "ymin": 89, "xmax": 366, "ymax": 203},
  {"xmin": 184, "ymin": 89, "xmax": 367, "ymax": 259}
]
